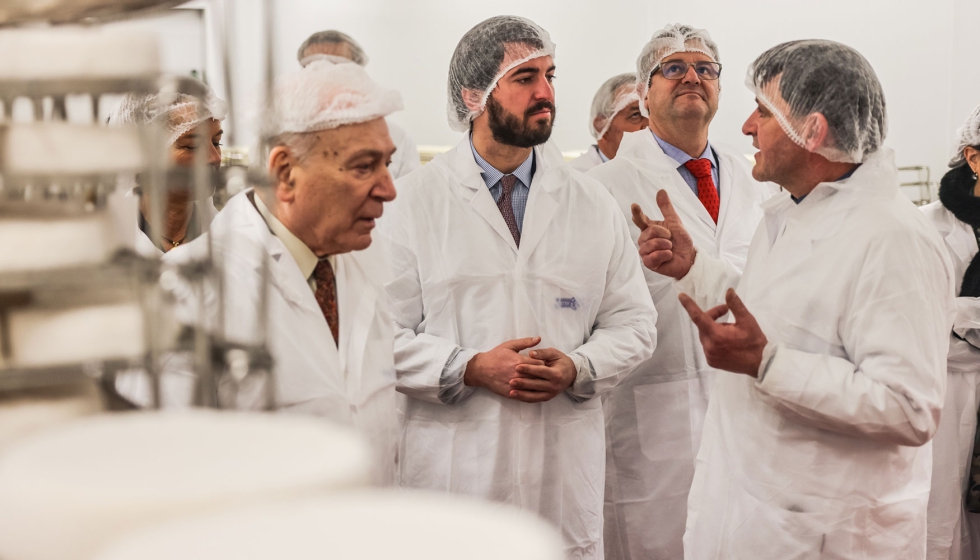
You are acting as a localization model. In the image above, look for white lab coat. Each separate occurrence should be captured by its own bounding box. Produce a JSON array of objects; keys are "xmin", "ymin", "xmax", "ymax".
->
[
  {"xmin": 161, "ymin": 191, "xmax": 399, "ymax": 483},
  {"xmin": 569, "ymin": 145, "xmax": 606, "ymax": 172},
  {"xmin": 382, "ymin": 138, "xmax": 658, "ymax": 560},
  {"xmin": 922, "ymin": 200, "xmax": 980, "ymax": 560},
  {"xmin": 387, "ymin": 120, "xmax": 421, "ymax": 180},
  {"xmin": 674, "ymin": 148, "xmax": 954, "ymax": 560},
  {"xmin": 587, "ymin": 130, "xmax": 771, "ymax": 560},
  {"xmin": 132, "ymin": 198, "xmax": 218, "ymax": 258}
]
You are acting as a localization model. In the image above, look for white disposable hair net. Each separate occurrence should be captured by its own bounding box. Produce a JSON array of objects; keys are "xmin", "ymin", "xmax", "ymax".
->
[
  {"xmin": 108, "ymin": 79, "xmax": 228, "ymax": 146},
  {"xmin": 589, "ymin": 73, "xmax": 639, "ymax": 141},
  {"xmin": 265, "ymin": 59, "xmax": 402, "ymax": 136},
  {"xmin": 446, "ymin": 16, "xmax": 555, "ymax": 132},
  {"xmin": 635, "ymin": 24, "xmax": 719, "ymax": 118},
  {"xmin": 297, "ymin": 30, "xmax": 368, "ymax": 67},
  {"xmin": 746, "ymin": 40, "xmax": 887, "ymax": 164},
  {"xmin": 950, "ymin": 103, "xmax": 980, "ymax": 168}
]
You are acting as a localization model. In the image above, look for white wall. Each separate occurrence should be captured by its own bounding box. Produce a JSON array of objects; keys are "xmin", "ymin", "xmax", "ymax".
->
[{"xmin": 205, "ymin": 0, "xmax": 977, "ymax": 181}]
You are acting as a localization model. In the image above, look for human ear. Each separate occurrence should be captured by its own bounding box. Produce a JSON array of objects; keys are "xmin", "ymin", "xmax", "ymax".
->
[
  {"xmin": 799, "ymin": 112, "xmax": 830, "ymax": 154},
  {"xmin": 267, "ymin": 146, "xmax": 297, "ymax": 203}
]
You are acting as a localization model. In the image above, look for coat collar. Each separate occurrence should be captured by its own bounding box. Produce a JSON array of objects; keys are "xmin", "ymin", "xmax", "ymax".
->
[{"xmin": 443, "ymin": 137, "xmax": 565, "ymax": 257}]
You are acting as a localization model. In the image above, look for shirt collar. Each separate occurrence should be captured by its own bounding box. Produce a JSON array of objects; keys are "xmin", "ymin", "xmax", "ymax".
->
[
  {"xmin": 595, "ymin": 145, "xmax": 610, "ymax": 163},
  {"xmin": 469, "ymin": 134, "xmax": 535, "ymax": 190},
  {"xmin": 253, "ymin": 192, "xmax": 320, "ymax": 280},
  {"xmin": 791, "ymin": 164, "xmax": 863, "ymax": 205},
  {"xmin": 651, "ymin": 130, "xmax": 717, "ymax": 172}
]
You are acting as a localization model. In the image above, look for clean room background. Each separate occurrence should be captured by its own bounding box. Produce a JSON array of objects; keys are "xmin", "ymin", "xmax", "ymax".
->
[{"xmin": 124, "ymin": 0, "xmax": 980, "ymax": 193}]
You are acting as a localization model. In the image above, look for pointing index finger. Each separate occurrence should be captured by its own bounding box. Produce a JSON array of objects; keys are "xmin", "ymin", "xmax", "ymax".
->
[{"xmin": 678, "ymin": 292, "xmax": 717, "ymax": 334}]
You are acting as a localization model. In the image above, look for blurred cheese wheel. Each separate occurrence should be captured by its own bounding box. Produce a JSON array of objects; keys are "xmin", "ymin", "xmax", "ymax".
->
[
  {"xmin": 0, "ymin": 216, "xmax": 115, "ymax": 273},
  {"xmin": 0, "ymin": 411, "xmax": 372, "ymax": 560},
  {"xmin": 94, "ymin": 490, "xmax": 567, "ymax": 560},
  {"xmin": 0, "ymin": 28, "xmax": 158, "ymax": 79},
  {"xmin": 7, "ymin": 303, "xmax": 145, "ymax": 367},
  {"xmin": 0, "ymin": 385, "xmax": 104, "ymax": 452}
]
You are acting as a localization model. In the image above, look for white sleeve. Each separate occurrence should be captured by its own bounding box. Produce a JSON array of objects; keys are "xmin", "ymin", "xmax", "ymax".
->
[
  {"xmin": 567, "ymin": 199, "xmax": 658, "ymax": 399},
  {"xmin": 755, "ymin": 230, "xmax": 952, "ymax": 446},
  {"xmin": 673, "ymin": 250, "xmax": 742, "ymax": 309},
  {"xmin": 381, "ymin": 206, "xmax": 477, "ymax": 405}
]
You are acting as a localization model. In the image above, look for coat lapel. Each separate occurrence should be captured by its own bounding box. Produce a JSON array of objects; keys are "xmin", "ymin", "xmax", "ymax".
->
[
  {"xmin": 336, "ymin": 250, "xmax": 378, "ymax": 398},
  {"xmin": 448, "ymin": 139, "xmax": 521, "ymax": 254},
  {"xmin": 516, "ymin": 142, "xmax": 562, "ymax": 262}
]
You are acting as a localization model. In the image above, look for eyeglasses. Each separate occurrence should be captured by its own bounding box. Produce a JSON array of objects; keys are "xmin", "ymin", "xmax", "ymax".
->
[{"xmin": 653, "ymin": 61, "xmax": 722, "ymax": 81}]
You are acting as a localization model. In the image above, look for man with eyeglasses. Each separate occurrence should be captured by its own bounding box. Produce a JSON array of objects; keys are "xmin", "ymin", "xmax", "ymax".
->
[{"xmin": 587, "ymin": 24, "xmax": 771, "ymax": 560}]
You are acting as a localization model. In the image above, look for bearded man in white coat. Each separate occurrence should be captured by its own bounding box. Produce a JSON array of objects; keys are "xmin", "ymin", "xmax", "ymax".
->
[
  {"xmin": 381, "ymin": 16, "xmax": 657, "ymax": 560},
  {"xmin": 635, "ymin": 40, "xmax": 954, "ymax": 559},
  {"xmin": 924, "ymin": 103, "xmax": 980, "ymax": 560},
  {"xmin": 587, "ymin": 24, "xmax": 771, "ymax": 560},
  {"xmin": 161, "ymin": 60, "xmax": 402, "ymax": 483}
]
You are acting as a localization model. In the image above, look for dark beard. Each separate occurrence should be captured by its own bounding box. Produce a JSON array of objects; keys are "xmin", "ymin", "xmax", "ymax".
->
[{"xmin": 486, "ymin": 95, "xmax": 556, "ymax": 148}]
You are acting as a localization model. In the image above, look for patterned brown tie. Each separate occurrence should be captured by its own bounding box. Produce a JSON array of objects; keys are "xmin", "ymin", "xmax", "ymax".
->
[
  {"xmin": 498, "ymin": 174, "xmax": 521, "ymax": 247},
  {"xmin": 312, "ymin": 259, "xmax": 339, "ymax": 343}
]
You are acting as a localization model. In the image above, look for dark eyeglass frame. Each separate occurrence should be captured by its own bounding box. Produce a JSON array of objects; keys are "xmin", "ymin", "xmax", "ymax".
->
[{"xmin": 652, "ymin": 61, "xmax": 723, "ymax": 81}]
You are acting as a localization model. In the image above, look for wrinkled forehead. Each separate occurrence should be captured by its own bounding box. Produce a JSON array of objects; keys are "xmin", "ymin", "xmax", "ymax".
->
[
  {"xmin": 304, "ymin": 41, "xmax": 353, "ymax": 60},
  {"xmin": 497, "ymin": 42, "xmax": 552, "ymax": 77}
]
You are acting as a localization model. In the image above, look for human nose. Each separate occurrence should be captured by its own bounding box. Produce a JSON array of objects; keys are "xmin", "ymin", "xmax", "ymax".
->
[
  {"xmin": 375, "ymin": 168, "xmax": 397, "ymax": 202},
  {"xmin": 741, "ymin": 112, "xmax": 757, "ymax": 137},
  {"xmin": 681, "ymin": 64, "xmax": 701, "ymax": 85},
  {"xmin": 208, "ymin": 142, "xmax": 222, "ymax": 167},
  {"xmin": 533, "ymin": 75, "xmax": 555, "ymax": 101}
]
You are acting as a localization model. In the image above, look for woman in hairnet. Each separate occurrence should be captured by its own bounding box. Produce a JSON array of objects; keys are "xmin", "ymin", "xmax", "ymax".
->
[
  {"xmin": 568, "ymin": 73, "xmax": 646, "ymax": 172},
  {"xmin": 108, "ymin": 80, "xmax": 227, "ymax": 256},
  {"xmin": 924, "ymin": 103, "xmax": 980, "ymax": 560}
]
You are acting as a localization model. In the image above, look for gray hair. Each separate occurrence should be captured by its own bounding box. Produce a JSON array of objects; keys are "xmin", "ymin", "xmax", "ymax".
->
[{"xmin": 296, "ymin": 30, "xmax": 368, "ymax": 66}]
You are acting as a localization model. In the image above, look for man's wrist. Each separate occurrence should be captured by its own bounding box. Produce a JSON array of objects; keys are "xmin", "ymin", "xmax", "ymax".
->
[
  {"xmin": 463, "ymin": 353, "xmax": 482, "ymax": 387},
  {"xmin": 678, "ymin": 248, "xmax": 697, "ymax": 281}
]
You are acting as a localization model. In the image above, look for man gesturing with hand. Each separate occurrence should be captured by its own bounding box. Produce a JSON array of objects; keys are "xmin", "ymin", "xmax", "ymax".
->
[{"xmin": 635, "ymin": 41, "xmax": 953, "ymax": 560}]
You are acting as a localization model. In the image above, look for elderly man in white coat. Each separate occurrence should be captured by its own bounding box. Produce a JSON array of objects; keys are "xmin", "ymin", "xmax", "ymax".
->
[
  {"xmin": 297, "ymin": 30, "xmax": 421, "ymax": 180},
  {"xmin": 635, "ymin": 40, "xmax": 954, "ymax": 559},
  {"xmin": 381, "ymin": 16, "xmax": 657, "ymax": 560},
  {"xmin": 587, "ymin": 24, "xmax": 771, "ymax": 560},
  {"xmin": 568, "ymin": 72, "xmax": 646, "ymax": 172},
  {"xmin": 161, "ymin": 60, "xmax": 402, "ymax": 483},
  {"xmin": 925, "ymin": 103, "xmax": 980, "ymax": 560}
]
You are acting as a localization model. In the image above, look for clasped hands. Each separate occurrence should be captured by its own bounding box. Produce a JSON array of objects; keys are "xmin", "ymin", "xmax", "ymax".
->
[
  {"xmin": 464, "ymin": 337, "xmax": 577, "ymax": 402},
  {"xmin": 632, "ymin": 190, "xmax": 768, "ymax": 377}
]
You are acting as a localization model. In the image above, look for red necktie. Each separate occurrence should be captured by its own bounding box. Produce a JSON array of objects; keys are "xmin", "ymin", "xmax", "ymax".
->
[
  {"xmin": 312, "ymin": 259, "xmax": 339, "ymax": 343},
  {"xmin": 683, "ymin": 158, "xmax": 719, "ymax": 223},
  {"xmin": 498, "ymin": 175, "xmax": 521, "ymax": 247}
]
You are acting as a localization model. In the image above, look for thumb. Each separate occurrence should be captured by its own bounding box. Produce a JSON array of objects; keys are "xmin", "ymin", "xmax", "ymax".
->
[
  {"xmin": 725, "ymin": 289, "xmax": 758, "ymax": 326},
  {"xmin": 631, "ymin": 203, "xmax": 652, "ymax": 230},
  {"xmin": 502, "ymin": 336, "xmax": 541, "ymax": 352},
  {"xmin": 656, "ymin": 189, "xmax": 681, "ymax": 224}
]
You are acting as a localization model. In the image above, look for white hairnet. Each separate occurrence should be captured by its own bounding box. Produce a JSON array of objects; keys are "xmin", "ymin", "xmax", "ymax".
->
[
  {"xmin": 297, "ymin": 30, "xmax": 368, "ymax": 67},
  {"xmin": 635, "ymin": 24, "xmax": 719, "ymax": 118},
  {"xmin": 589, "ymin": 73, "xmax": 639, "ymax": 141},
  {"xmin": 266, "ymin": 59, "xmax": 402, "ymax": 136},
  {"xmin": 746, "ymin": 40, "xmax": 887, "ymax": 164},
  {"xmin": 950, "ymin": 103, "xmax": 980, "ymax": 168},
  {"xmin": 108, "ymin": 79, "xmax": 227, "ymax": 146},
  {"xmin": 446, "ymin": 16, "xmax": 555, "ymax": 132}
]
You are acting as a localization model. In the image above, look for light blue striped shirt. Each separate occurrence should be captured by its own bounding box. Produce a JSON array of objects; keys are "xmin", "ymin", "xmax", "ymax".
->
[
  {"xmin": 651, "ymin": 130, "xmax": 720, "ymax": 197},
  {"xmin": 469, "ymin": 136, "xmax": 534, "ymax": 233}
]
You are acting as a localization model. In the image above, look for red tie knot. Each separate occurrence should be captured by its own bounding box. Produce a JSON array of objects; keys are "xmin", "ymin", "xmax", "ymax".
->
[{"xmin": 683, "ymin": 158, "xmax": 713, "ymax": 180}]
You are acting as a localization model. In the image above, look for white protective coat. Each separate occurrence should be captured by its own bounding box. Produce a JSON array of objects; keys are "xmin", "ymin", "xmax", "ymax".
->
[
  {"xmin": 673, "ymin": 148, "xmax": 954, "ymax": 560},
  {"xmin": 568, "ymin": 145, "xmax": 605, "ymax": 172},
  {"xmin": 587, "ymin": 130, "xmax": 771, "ymax": 560},
  {"xmin": 382, "ymin": 138, "xmax": 658, "ymax": 560},
  {"xmin": 161, "ymin": 191, "xmax": 398, "ymax": 484},
  {"xmin": 386, "ymin": 120, "xmax": 421, "ymax": 180},
  {"xmin": 922, "ymin": 200, "xmax": 980, "ymax": 560}
]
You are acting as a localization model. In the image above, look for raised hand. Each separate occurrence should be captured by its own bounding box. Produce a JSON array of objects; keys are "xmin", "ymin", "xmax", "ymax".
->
[
  {"xmin": 678, "ymin": 288, "xmax": 768, "ymax": 376},
  {"xmin": 464, "ymin": 337, "xmax": 546, "ymax": 398},
  {"xmin": 508, "ymin": 347, "xmax": 577, "ymax": 403},
  {"xmin": 632, "ymin": 190, "xmax": 697, "ymax": 280}
]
